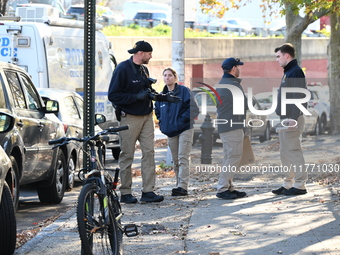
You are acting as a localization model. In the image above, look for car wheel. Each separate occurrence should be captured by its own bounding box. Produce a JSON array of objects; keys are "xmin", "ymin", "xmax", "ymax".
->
[
  {"xmin": 66, "ymin": 156, "xmax": 75, "ymax": 190},
  {"xmin": 259, "ymin": 123, "xmax": 271, "ymax": 143},
  {"xmin": 319, "ymin": 115, "xmax": 327, "ymax": 134},
  {"xmin": 313, "ymin": 118, "xmax": 320, "ymax": 136},
  {"xmin": 0, "ymin": 182, "xmax": 16, "ymax": 255},
  {"xmin": 6, "ymin": 156, "xmax": 20, "ymax": 212},
  {"xmin": 37, "ymin": 150, "xmax": 67, "ymax": 204},
  {"xmin": 112, "ymin": 148, "xmax": 121, "ymax": 160}
]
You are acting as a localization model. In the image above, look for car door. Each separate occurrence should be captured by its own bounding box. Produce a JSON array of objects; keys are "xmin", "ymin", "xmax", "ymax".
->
[
  {"xmin": 66, "ymin": 95, "xmax": 84, "ymax": 169},
  {"xmin": 18, "ymin": 72, "xmax": 61, "ymax": 180},
  {"xmin": 5, "ymin": 70, "xmax": 42, "ymax": 181},
  {"xmin": 5, "ymin": 70, "xmax": 59, "ymax": 183}
]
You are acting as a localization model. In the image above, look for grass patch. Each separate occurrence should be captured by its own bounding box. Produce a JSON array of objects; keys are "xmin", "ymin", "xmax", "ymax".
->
[
  {"xmin": 102, "ymin": 24, "xmax": 258, "ymax": 38},
  {"xmin": 103, "ymin": 24, "xmax": 172, "ymax": 37}
]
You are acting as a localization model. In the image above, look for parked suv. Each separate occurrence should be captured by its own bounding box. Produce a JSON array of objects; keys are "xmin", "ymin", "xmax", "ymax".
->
[
  {"xmin": 133, "ymin": 10, "xmax": 172, "ymax": 26},
  {"xmin": 65, "ymin": 4, "xmax": 84, "ymax": 19},
  {"xmin": 0, "ymin": 62, "xmax": 67, "ymax": 210}
]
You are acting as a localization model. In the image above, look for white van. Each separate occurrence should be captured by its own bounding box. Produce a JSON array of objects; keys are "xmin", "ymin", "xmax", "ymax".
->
[{"xmin": 0, "ymin": 5, "xmax": 116, "ymax": 122}]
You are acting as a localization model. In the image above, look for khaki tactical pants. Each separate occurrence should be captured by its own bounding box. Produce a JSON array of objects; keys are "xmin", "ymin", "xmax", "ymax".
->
[
  {"xmin": 279, "ymin": 115, "xmax": 308, "ymax": 189},
  {"xmin": 168, "ymin": 128, "xmax": 194, "ymax": 190},
  {"xmin": 217, "ymin": 129, "xmax": 244, "ymax": 193},
  {"xmin": 118, "ymin": 113, "xmax": 156, "ymax": 195}
]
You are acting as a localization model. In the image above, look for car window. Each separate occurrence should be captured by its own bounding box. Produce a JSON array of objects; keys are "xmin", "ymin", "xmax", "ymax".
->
[
  {"xmin": 5, "ymin": 71, "xmax": 26, "ymax": 109},
  {"xmin": 74, "ymin": 96, "xmax": 83, "ymax": 120},
  {"xmin": 194, "ymin": 93, "xmax": 202, "ymax": 106},
  {"xmin": 0, "ymin": 79, "xmax": 6, "ymax": 108},
  {"xmin": 194, "ymin": 93, "xmax": 216, "ymax": 107},
  {"xmin": 257, "ymin": 94, "xmax": 272, "ymax": 104},
  {"xmin": 134, "ymin": 13, "xmax": 151, "ymax": 19},
  {"xmin": 310, "ymin": 90, "xmax": 318, "ymax": 100},
  {"xmin": 67, "ymin": 7, "xmax": 84, "ymax": 14},
  {"xmin": 153, "ymin": 13, "xmax": 165, "ymax": 19},
  {"xmin": 63, "ymin": 96, "xmax": 81, "ymax": 120},
  {"xmin": 252, "ymin": 99, "xmax": 261, "ymax": 110},
  {"xmin": 20, "ymin": 74, "xmax": 41, "ymax": 110}
]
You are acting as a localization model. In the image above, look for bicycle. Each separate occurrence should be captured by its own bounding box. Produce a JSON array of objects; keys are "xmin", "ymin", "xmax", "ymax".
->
[{"xmin": 49, "ymin": 125, "xmax": 138, "ymax": 255}]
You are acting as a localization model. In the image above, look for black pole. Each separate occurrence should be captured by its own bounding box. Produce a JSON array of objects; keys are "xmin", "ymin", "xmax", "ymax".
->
[{"xmin": 83, "ymin": 0, "xmax": 96, "ymax": 171}]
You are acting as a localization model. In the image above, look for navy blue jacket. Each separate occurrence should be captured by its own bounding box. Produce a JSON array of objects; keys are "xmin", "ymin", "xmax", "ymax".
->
[
  {"xmin": 108, "ymin": 57, "xmax": 153, "ymax": 115},
  {"xmin": 216, "ymin": 73, "xmax": 248, "ymax": 134},
  {"xmin": 275, "ymin": 59, "xmax": 307, "ymax": 120},
  {"xmin": 155, "ymin": 84, "xmax": 199, "ymax": 137}
]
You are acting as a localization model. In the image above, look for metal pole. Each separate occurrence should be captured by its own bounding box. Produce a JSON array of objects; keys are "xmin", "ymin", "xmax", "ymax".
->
[
  {"xmin": 83, "ymin": 0, "xmax": 96, "ymax": 170},
  {"xmin": 200, "ymin": 114, "xmax": 214, "ymax": 164},
  {"xmin": 172, "ymin": 0, "xmax": 185, "ymax": 83}
]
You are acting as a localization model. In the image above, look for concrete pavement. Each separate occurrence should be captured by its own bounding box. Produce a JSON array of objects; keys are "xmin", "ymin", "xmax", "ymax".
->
[{"xmin": 14, "ymin": 135, "xmax": 340, "ymax": 255}]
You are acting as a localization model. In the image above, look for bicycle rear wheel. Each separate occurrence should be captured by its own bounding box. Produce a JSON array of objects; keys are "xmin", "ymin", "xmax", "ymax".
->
[{"xmin": 77, "ymin": 183, "xmax": 122, "ymax": 255}]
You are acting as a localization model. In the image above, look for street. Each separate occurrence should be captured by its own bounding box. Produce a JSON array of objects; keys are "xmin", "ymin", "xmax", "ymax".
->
[
  {"xmin": 16, "ymin": 128, "xmax": 167, "ymax": 236},
  {"xmin": 13, "ymin": 133, "xmax": 340, "ymax": 254},
  {"xmin": 16, "ymin": 184, "xmax": 81, "ymax": 233}
]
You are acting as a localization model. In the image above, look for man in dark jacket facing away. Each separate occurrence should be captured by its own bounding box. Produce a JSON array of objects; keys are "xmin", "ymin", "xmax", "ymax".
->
[
  {"xmin": 272, "ymin": 43, "xmax": 308, "ymax": 196},
  {"xmin": 215, "ymin": 57, "xmax": 248, "ymax": 200},
  {"xmin": 108, "ymin": 40, "xmax": 164, "ymax": 203}
]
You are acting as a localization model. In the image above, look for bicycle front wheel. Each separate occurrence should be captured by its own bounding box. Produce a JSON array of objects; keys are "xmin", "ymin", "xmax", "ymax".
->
[{"xmin": 77, "ymin": 183, "xmax": 122, "ymax": 255}]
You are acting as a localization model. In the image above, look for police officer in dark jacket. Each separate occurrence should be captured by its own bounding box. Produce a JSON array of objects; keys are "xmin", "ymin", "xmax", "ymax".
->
[
  {"xmin": 216, "ymin": 68, "xmax": 248, "ymax": 134},
  {"xmin": 215, "ymin": 58, "xmax": 248, "ymax": 200},
  {"xmin": 272, "ymin": 43, "xmax": 308, "ymax": 196},
  {"xmin": 108, "ymin": 40, "xmax": 164, "ymax": 203},
  {"xmin": 155, "ymin": 67, "xmax": 199, "ymax": 196}
]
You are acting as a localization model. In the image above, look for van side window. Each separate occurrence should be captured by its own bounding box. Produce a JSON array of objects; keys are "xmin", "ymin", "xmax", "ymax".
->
[
  {"xmin": 5, "ymin": 71, "xmax": 27, "ymax": 109},
  {"xmin": 19, "ymin": 74, "xmax": 41, "ymax": 110}
]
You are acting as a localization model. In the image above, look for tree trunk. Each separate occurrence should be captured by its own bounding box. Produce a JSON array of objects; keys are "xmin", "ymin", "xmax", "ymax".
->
[
  {"xmin": 1, "ymin": 0, "xmax": 8, "ymax": 15},
  {"xmin": 328, "ymin": 13, "xmax": 340, "ymax": 135},
  {"xmin": 283, "ymin": 1, "xmax": 310, "ymax": 65}
]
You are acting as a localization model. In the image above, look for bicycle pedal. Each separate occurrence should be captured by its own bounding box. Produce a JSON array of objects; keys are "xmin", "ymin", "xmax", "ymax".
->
[{"xmin": 124, "ymin": 224, "xmax": 138, "ymax": 237}]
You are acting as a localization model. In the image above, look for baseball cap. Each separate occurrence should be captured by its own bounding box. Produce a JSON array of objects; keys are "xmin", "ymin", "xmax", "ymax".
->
[
  {"xmin": 127, "ymin": 41, "xmax": 153, "ymax": 54},
  {"xmin": 222, "ymin": 57, "xmax": 244, "ymax": 70}
]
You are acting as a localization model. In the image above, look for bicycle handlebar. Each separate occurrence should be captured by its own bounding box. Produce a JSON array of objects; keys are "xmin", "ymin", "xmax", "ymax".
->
[
  {"xmin": 48, "ymin": 125, "xmax": 129, "ymax": 147},
  {"xmin": 107, "ymin": 125, "xmax": 129, "ymax": 133},
  {"xmin": 48, "ymin": 137, "xmax": 66, "ymax": 145}
]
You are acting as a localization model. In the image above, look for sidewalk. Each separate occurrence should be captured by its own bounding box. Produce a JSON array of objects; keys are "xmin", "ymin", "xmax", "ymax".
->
[{"xmin": 14, "ymin": 136, "xmax": 340, "ymax": 255}]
